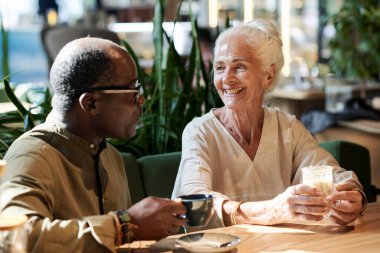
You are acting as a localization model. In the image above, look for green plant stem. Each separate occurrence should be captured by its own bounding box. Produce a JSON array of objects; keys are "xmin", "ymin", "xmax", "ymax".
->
[
  {"xmin": 109, "ymin": 0, "xmax": 221, "ymax": 157},
  {"xmin": 1, "ymin": 15, "xmax": 10, "ymax": 79},
  {"xmin": 3, "ymin": 79, "xmax": 35, "ymax": 130}
]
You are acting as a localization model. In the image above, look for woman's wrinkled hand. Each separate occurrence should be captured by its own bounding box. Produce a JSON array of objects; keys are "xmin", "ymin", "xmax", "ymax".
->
[
  {"xmin": 327, "ymin": 182, "xmax": 363, "ymax": 225},
  {"xmin": 268, "ymin": 184, "xmax": 329, "ymax": 224}
]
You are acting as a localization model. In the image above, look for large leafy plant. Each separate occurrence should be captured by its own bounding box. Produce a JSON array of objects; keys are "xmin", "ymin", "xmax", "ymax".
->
[
  {"xmin": 0, "ymin": 79, "xmax": 51, "ymax": 158},
  {"xmin": 110, "ymin": 0, "xmax": 222, "ymax": 157},
  {"xmin": 0, "ymin": 16, "xmax": 52, "ymax": 158},
  {"xmin": 328, "ymin": 0, "xmax": 380, "ymax": 98},
  {"xmin": 0, "ymin": 0, "xmax": 222, "ymax": 158}
]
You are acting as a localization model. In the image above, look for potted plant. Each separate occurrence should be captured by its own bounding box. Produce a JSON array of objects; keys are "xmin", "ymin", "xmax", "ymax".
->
[
  {"xmin": 328, "ymin": 0, "xmax": 380, "ymax": 99},
  {"xmin": 109, "ymin": 0, "xmax": 222, "ymax": 157},
  {"xmin": 0, "ymin": 0, "xmax": 221, "ymax": 158},
  {"xmin": 0, "ymin": 16, "xmax": 52, "ymax": 158}
]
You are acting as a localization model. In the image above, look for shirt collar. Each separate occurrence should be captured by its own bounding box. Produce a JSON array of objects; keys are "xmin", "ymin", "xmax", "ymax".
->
[{"xmin": 44, "ymin": 110, "xmax": 107, "ymax": 157}]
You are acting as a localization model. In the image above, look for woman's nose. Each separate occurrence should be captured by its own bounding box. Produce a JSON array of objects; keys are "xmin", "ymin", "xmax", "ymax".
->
[{"xmin": 222, "ymin": 68, "xmax": 235, "ymax": 84}]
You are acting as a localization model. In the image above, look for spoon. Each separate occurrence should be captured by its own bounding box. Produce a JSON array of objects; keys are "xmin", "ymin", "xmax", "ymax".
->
[{"xmin": 178, "ymin": 240, "xmax": 233, "ymax": 248}]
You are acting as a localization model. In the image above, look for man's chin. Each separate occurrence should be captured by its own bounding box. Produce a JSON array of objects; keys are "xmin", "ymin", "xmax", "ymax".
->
[
  {"xmin": 125, "ymin": 129, "xmax": 137, "ymax": 139},
  {"xmin": 110, "ymin": 130, "xmax": 136, "ymax": 140}
]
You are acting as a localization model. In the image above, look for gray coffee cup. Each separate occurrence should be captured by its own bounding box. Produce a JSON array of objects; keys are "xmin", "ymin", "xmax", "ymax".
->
[{"xmin": 179, "ymin": 194, "xmax": 213, "ymax": 227}]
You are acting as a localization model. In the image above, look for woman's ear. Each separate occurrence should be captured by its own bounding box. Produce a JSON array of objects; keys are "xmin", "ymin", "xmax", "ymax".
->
[
  {"xmin": 78, "ymin": 92, "xmax": 97, "ymax": 114},
  {"xmin": 264, "ymin": 64, "xmax": 276, "ymax": 90},
  {"xmin": 266, "ymin": 64, "xmax": 276, "ymax": 81}
]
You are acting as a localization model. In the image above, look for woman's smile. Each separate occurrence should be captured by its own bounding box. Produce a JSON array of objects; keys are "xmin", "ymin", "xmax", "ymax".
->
[{"xmin": 224, "ymin": 87, "xmax": 244, "ymax": 95}]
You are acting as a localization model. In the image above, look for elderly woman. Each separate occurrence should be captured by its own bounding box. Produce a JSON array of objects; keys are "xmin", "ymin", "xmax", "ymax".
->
[{"xmin": 172, "ymin": 19, "xmax": 365, "ymax": 228}]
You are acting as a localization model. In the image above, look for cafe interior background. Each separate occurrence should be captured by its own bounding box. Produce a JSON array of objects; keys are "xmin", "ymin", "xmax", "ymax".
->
[{"xmin": 0, "ymin": 0, "xmax": 380, "ymax": 200}]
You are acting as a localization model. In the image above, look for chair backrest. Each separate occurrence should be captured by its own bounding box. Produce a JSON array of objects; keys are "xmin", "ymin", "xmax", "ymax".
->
[
  {"xmin": 41, "ymin": 25, "xmax": 121, "ymax": 68},
  {"xmin": 137, "ymin": 152, "xmax": 182, "ymax": 199},
  {"xmin": 121, "ymin": 152, "xmax": 145, "ymax": 205},
  {"xmin": 319, "ymin": 140, "xmax": 376, "ymax": 202}
]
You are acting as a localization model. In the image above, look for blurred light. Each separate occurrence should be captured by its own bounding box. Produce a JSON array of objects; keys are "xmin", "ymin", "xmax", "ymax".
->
[
  {"xmin": 109, "ymin": 22, "xmax": 193, "ymax": 56},
  {"xmin": 244, "ymin": 0, "xmax": 254, "ymax": 23},
  {"xmin": 294, "ymin": 0, "xmax": 304, "ymax": 9},
  {"xmin": 208, "ymin": 0, "xmax": 218, "ymax": 28},
  {"xmin": 47, "ymin": 9, "xmax": 58, "ymax": 27},
  {"xmin": 281, "ymin": 0, "xmax": 291, "ymax": 77}
]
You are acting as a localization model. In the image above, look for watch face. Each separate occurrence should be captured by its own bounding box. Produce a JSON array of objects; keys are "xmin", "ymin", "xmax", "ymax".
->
[
  {"xmin": 116, "ymin": 210, "xmax": 131, "ymax": 223},
  {"xmin": 121, "ymin": 212, "xmax": 131, "ymax": 223}
]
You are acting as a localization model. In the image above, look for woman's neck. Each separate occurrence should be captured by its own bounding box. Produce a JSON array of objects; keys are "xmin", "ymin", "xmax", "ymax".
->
[
  {"xmin": 213, "ymin": 106, "xmax": 264, "ymax": 160},
  {"xmin": 216, "ymin": 106, "xmax": 264, "ymax": 146}
]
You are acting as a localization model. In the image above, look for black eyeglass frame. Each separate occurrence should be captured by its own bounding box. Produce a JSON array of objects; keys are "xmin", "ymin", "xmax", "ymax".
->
[
  {"xmin": 85, "ymin": 80, "xmax": 141, "ymax": 103},
  {"xmin": 86, "ymin": 84, "xmax": 141, "ymax": 94}
]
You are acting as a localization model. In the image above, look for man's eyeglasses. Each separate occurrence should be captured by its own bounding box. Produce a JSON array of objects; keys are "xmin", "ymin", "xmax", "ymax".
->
[{"xmin": 86, "ymin": 81, "xmax": 141, "ymax": 104}]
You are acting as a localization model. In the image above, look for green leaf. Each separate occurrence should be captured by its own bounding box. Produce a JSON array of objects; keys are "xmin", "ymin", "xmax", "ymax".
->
[
  {"xmin": 108, "ymin": 0, "xmax": 221, "ymax": 156},
  {"xmin": 1, "ymin": 15, "xmax": 10, "ymax": 79},
  {"xmin": 3, "ymin": 79, "xmax": 35, "ymax": 130},
  {"xmin": 328, "ymin": 0, "xmax": 380, "ymax": 84}
]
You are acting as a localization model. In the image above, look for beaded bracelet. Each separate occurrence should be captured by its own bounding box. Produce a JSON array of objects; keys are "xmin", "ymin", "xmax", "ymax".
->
[{"xmin": 353, "ymin": 186, "xmax": 368, "ymax": 216}]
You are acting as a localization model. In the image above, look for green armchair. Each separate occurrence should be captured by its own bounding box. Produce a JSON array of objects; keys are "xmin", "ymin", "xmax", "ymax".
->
[
  {"xmin": 121, "ymin": 153, "xmax": 145, "ymax": 205},
  {"xmin": 122, "ymin": 151, "xmax": 181, "ymax": 204},
  {"xmin": 319, "ymin": 140, "xmax": 376, "ymax": 202}
]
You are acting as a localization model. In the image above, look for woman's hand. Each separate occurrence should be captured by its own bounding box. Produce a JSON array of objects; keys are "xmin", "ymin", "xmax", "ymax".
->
[
  {"xmin": 267, "ymin": 184, "xmax": 329, "ymax": 224},
  {"xmin": 327, "ymin": 182, "xmax": 363, "ymax": 225}
]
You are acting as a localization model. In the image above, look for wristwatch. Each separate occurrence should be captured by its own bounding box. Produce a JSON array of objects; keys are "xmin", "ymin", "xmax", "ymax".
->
[
  {"xmin": 114, "ymin": 210, "xmax": 134, "ymax": 243},
  {"xmin": 115, "ymin": 210, "xmax": 132, "ymax": 224}
]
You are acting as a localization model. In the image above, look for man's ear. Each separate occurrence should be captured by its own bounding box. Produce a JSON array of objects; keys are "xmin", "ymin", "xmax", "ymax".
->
[{"xmin": 79, "ymin": 92, "xmax": 97, "ymax": 113}]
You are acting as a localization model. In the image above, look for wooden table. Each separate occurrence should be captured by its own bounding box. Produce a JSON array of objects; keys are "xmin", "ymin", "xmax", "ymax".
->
[{"xmin": 118, "ymin": 202, "xmax": 380, "ymax": 252}]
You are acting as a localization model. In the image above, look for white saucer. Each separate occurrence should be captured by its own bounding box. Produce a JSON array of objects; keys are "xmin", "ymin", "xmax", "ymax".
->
[
  {"xmin": 176, "ymin": 232, "xmax": 240, "ymax": 253},
  {"xmin": 0, "ymin": 214, "xmax": 27, "ymax": 231}
]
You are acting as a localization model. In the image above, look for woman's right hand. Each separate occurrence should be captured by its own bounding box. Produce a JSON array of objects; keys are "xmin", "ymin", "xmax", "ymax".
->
[{"xmin": 263, "ymin": 184, "xmax": 329, "ymax": 224}]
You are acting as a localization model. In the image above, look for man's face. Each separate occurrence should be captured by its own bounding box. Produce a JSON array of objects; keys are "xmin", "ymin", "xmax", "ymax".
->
[{"xmin": 91, "ymin": 50, "xmax": 144, "ymax": 140}]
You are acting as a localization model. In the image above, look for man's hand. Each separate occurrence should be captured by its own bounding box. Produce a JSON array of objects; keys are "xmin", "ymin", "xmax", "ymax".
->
[{"xmin": 127, "ymin": 197, "xmax": 186, "ymax": 240}]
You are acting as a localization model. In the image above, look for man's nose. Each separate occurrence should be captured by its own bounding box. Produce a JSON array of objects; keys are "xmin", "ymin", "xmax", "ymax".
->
[{"xmin": 136, "ymin": 95, "xmax": 145, "ymax": 106}]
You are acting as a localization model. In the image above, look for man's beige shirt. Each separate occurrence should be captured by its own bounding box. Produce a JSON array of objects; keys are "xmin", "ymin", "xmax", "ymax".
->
[{"xmin": 1, "ymin": 112, "xmax": 131, "ymax": 253}]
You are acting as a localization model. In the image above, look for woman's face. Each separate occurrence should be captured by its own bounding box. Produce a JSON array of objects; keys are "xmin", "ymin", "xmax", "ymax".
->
[{"xmin": 213, "ymin": 33, "xmax": 271, "ymax": 110}]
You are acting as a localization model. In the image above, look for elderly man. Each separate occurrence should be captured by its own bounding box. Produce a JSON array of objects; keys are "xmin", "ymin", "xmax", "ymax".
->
[{"xmin": 1, "ymin": 37, "xmax": 186, "ymax": 252}]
